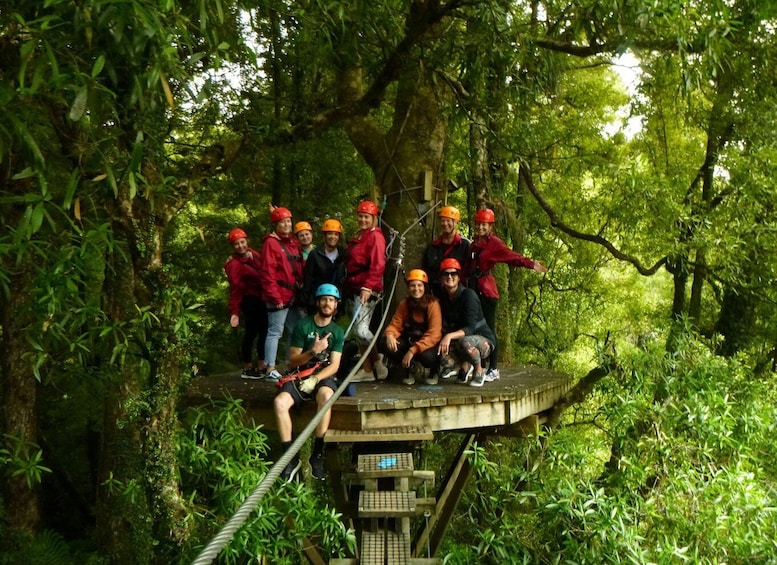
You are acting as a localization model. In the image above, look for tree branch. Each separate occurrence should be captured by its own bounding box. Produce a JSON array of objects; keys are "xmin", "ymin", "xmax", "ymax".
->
[
  {"xmin": 280, "ymin": 0, "xmax": 462, "ymax": 142},
  {"xmin": 520, "ymin": 164, "xmax": 667, "ymax": 276}
]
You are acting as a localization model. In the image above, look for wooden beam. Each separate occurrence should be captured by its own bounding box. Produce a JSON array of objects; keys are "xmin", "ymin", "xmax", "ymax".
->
[{"xmin": 412, "ymin": 433, "xmax": 480, "ymax": 558}]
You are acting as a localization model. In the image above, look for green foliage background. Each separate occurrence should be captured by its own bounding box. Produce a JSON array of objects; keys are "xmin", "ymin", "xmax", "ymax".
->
[{"xmin": 2, "ymin": 0, "xmax": 777, "ymax": 562}]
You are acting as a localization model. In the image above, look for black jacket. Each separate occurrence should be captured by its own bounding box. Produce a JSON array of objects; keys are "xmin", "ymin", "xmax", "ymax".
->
[
  {"xmin": 438, "ymin": 284, "xmax": 496, "ymax": 347},
  {"xmin": 301, "ymin": 244, "xmax": 347, "ymax": 310}
]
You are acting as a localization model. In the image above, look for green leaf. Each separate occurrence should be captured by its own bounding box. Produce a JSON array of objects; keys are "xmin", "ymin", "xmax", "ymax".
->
[
  {"xmin": 12, "ymin": 167, "xmax": 36, "ymax": 180},
  {"xmin": 62, "ymin": 169, "xmax": 79, "ymax": 209},
  {"xmin": 92, "ymin": 55, "xmax": 106, "ymax": 78},
  {"xmin": 105, "ymin": 164, "xmax": 118, "ymax": 197},
  {"xmin": 30, "ymin": 202, "xmax": 45, "ymax": 233},
  {"xmin": 129, "ymin": 131, "xmax": 144, "ymax": 173},
  {"xmin": 69, "ymin": 87, "xmax": 88, "ymax": 121},
  {"xmin": 128, "ymin": 171, "xmax": 137, "ymax": 200}
]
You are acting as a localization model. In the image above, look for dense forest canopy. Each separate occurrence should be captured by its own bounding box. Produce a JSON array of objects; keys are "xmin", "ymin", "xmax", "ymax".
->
[{"xmin": 1, "ymin": 0, "xmax": 777, "ymax": 562}]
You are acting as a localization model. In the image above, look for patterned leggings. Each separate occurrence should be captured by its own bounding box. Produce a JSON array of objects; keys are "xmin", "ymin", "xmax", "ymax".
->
[{"xmin": 439, "ymin": 335, "xmax": 492, "ymax": 373}]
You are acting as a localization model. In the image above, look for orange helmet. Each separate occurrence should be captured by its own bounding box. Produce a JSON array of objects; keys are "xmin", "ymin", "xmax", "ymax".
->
[
  {"xmin": 294, "ymin": 221, "xmax": 312, "ymax": 234},
  {"xmin": 321, "ymin": 219, "xmax": 343, "ymax": 233},
  {"xmin": 439, "ymin": 206, "xmax": 461, "ymax": 221},
  {"xmin": 228, "ymin": 228, "xmax": 248, "ymax": 243},
  {"xmin": 356, "ymin": 200, "xmax": 379, "ymax": 216},
  {"xmin": 474, "ymin": 208, "xmax": 495, "ymax": 223},
  {"xmin": 439, "ymin": 258, "xmax": 462, "ymax": 272},
  {"xmin": 406, "ymin": 269, "xmax": 429, "ymax": 283},
  {"xmin": 270, "ymin": 206, "xmax": 292, "ymax": 223}
]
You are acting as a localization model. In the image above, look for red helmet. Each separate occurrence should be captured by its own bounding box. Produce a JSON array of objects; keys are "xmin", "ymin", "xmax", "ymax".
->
[
  {"xmin": 321, "ymin": 219, "xmax": 343, "ymax": 233},
  {"xmin": 294, "ymin": 221, "xmax": 312, "ymax": 234},
  {"xmin": 406, "ymin": 269, "xmax": 429, "ymax": 283},
  {"xmin": 270, "ymin": 206, "xmax": 292, "ymax": 223},
  {"xmin": 439, "ymin": 206, "xmax": 461, "ymax": 221},
  {"xmin": 356, "ymin": 200, "xmax": 379, "ymax": 216},
  {"xmin": 439, "ymin": 258, "xmax": 462, "ymax": 272},
  {"xmin": 474, "ymin": 208, "xmax": 495, "ymax": 223},
  {"xmin": 228, "ymin": 228, "xmax": 248, "ymax": 243}
]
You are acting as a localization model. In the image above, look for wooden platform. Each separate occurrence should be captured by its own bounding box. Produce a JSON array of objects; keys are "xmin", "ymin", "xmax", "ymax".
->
[{"xmin": 185, "ymin": 365, "xmax": 572, "ymax": 434}]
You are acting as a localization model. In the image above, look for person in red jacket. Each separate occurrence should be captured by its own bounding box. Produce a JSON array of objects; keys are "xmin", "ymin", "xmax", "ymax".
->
[
  {"xmin": 259, "ymin": 207, "xmax": 305, "ymax": 382},
  {"xmin": 344, "ymin": 200, "xmax": 388, "ymax": 382},
  {"xmin": 224, "ymin": 228, "xmax": 268, "ymax": 379},
  {"xmin": 468, "ymin": 207, "xmax": 547, "ymax": 382},
  {"xmin": 378, "ymin": 269, "xmax": 442, "ymax": 385}
]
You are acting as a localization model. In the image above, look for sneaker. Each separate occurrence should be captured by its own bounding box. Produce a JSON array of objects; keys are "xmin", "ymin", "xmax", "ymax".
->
[
  {"xmin": 402, "ymin": 373, "xmax": 416, "ymax": 385},
  {"xmin": 374, "ymin": 360, "xmax": 389, "ymax": 381},
  {"xmin": 280, "ymin": 455, "xmax": 301, "ymax": 482},
  {"xmin": 351, "ymin": 368, "xmax": 376, "ymax": 383},
  {"xmin": 241, "ymin": 367, "xmax": 263, "ymax": 380},
  {"xmin": 458, "ymin": 365, "xmax": 474, "ymax": 384},
  {"xmin": 309, "ymin": 451, "xmax": 325, "ymax": 480},
  {"xmin": 485, "ymin": 368, "xmax": 500, "ymax": 382},
  {"xmin": 424, "ymin": 370, "xmax": 439, "ymax": 385},
  {"xmin": 469, "ymin": 371, "xmax": 485, "ymax": 387},
  {"xmin": 265, "ymin": 369, "xmax": 282, "ymax": 383},
  {"xmin": 441, "ymin": 368, "xmax": 458, "ymax": 380}
]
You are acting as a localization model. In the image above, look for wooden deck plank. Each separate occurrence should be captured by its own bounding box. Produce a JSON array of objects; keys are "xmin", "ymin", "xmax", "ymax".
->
[{"xmin": 184, "ymin": 365, "xmax": 572, "ymax": 435}]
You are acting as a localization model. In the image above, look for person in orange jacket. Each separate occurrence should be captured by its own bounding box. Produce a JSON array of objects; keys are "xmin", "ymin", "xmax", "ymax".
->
[
  {"xmin": 468, "ymin": 208, "xmax": 547, "ymax": 382},
  {"xmin": 378, "ymin": 269, "xmax": 442, "ymax": 386}
]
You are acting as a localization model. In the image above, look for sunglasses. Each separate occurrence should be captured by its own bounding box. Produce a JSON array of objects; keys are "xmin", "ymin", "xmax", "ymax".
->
[{"xmin": 442, "ymin": 271, "xmax": 459, "ymax": 278}]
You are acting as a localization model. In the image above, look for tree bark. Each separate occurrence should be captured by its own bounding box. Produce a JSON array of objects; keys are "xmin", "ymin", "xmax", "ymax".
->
[{"xmin": 0, "ymin": 265, "xmax": 41, "ymax": 536}]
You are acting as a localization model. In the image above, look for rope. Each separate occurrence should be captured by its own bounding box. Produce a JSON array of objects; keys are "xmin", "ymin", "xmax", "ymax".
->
[{"xmin": 192, "ymin": 255, "xmax": 404, "ymax": 565}]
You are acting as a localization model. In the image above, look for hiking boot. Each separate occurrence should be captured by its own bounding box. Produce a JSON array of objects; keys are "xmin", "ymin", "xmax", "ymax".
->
[
  {"xmin": 309, "ymin": 450, "xmax": 326, "ymax": 480},
  {"xmin": 265, "ymin": 369, "xmax": 282, "ymax": 383},
  {"xmin": 458, "ymin": 365, "xmax": 474, "ymax": 384},
  {"xmin": 374, "ymin": 359, "xmax": 389, "ymax": 381},
  {"xmin": 484, "ymin": 368, "xmax": 500, "ymax": 382},
  {"xmin": 241, "ymin": 367, "xmax": 263, "ymax": 380},
  {"xmin": 469, "ymin": 371, "xmax": 485, "ymax": 387},
  {"xmin": 351, "ymin": 368, "xmax": 376, "ymax": 383},
  {"xmin": 403, "ymin": 362, "xmax": 423, "ymax": 385},
  {"xmin": 280, "ymin": 455, "xmax": 301, "ymax": 482}
]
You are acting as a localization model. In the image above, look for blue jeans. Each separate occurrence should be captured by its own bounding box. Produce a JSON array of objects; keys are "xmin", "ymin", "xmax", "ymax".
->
[{"xmin": 265, "ymin": 307, "xmax": 290, "ymax": 367}]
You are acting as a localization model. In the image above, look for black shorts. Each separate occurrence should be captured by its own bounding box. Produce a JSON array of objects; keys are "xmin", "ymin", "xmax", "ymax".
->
[{"xmin": 279, "ymin": 376, "xmax": 338, "ymax": 407}]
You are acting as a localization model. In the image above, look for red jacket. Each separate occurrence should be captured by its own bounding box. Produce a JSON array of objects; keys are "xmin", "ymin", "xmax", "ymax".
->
[
  {"xmin": 468, "ymin": 234, "xmax": 535, "ymax": 299},
  {"xmin": 345, "ymin": 227, "xmax": 386, "ymax": 294},
  {"xmin": 224, "ymin": 248, "xmax": 263, "ymax": 316},
  {"xmin": 259, "ymin": 233, "xmax": 304, "ymax": 307}
]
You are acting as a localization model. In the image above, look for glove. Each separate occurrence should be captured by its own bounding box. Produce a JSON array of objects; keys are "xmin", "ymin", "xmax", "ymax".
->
[{"xmin": 298, "ymin": 376, "xmax": 318, "ymax": 394}]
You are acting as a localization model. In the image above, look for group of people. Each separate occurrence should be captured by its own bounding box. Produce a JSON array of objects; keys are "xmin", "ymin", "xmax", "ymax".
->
[{"xmin": 225, "ymin": 202, "xmax": 546, "ymax": 481}]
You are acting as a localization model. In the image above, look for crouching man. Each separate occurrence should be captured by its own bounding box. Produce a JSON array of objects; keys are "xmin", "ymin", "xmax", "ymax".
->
[{"xmin": 275, "ymin": 284, "xmax": 344, "ymax": 481}]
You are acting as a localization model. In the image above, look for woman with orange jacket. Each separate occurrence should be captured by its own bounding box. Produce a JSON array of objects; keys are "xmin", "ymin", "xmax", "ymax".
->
[{"xmin": 379, "ymin": 269, "xmax": 442, "ymax": 386}]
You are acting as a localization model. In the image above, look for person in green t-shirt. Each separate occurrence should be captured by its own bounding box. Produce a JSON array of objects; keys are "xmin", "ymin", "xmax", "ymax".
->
[{"xmin": 275, "ymin": 283, "xmax": 344, "ymax": 481}]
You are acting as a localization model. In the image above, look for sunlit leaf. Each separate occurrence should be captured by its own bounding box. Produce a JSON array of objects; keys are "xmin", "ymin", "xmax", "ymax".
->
[{"xmin": 69, "ymin": 87, "xmax": 88, "ymax": 121}]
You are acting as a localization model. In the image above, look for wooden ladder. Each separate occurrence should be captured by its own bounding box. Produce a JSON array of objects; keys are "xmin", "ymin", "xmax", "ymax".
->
[{"xmin": 326, "ymin": 427, "xmax": 439, "ymax": 564}]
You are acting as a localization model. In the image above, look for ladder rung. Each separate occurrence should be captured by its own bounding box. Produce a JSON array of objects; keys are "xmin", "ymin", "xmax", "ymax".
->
[
  {"xmin": 357, "ymin": 452, "xmax": 414, "ymax": 477},
  {"xmin": 325, "ymin": 426, "xmax": 433, "ymax": 443},
  {"xmin": 358, "ymin": 491, "xmax": 417, "ymax": 518},
  {"xmin": 361, "ymin": 530, "xmax": 410, "ymax": 564}
]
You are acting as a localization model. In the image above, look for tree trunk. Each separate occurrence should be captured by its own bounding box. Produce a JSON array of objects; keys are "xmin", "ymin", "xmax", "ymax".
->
[
  {"xmin": 95, "ymin": 234, "xmax": 155, "ymax": 564},
  {"xmin": 0, "ymin": 266, "xmax": 41, "ymax": 536}
]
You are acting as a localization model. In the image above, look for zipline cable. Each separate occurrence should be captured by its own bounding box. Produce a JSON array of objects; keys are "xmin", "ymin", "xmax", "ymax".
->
[
  {"xmin": 193, "ymin": 202, "xmax": 441, "ymax": 564},
  {"xmin": 192, "ymin": 238, "xmax": 407, "ymax": 565}
]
